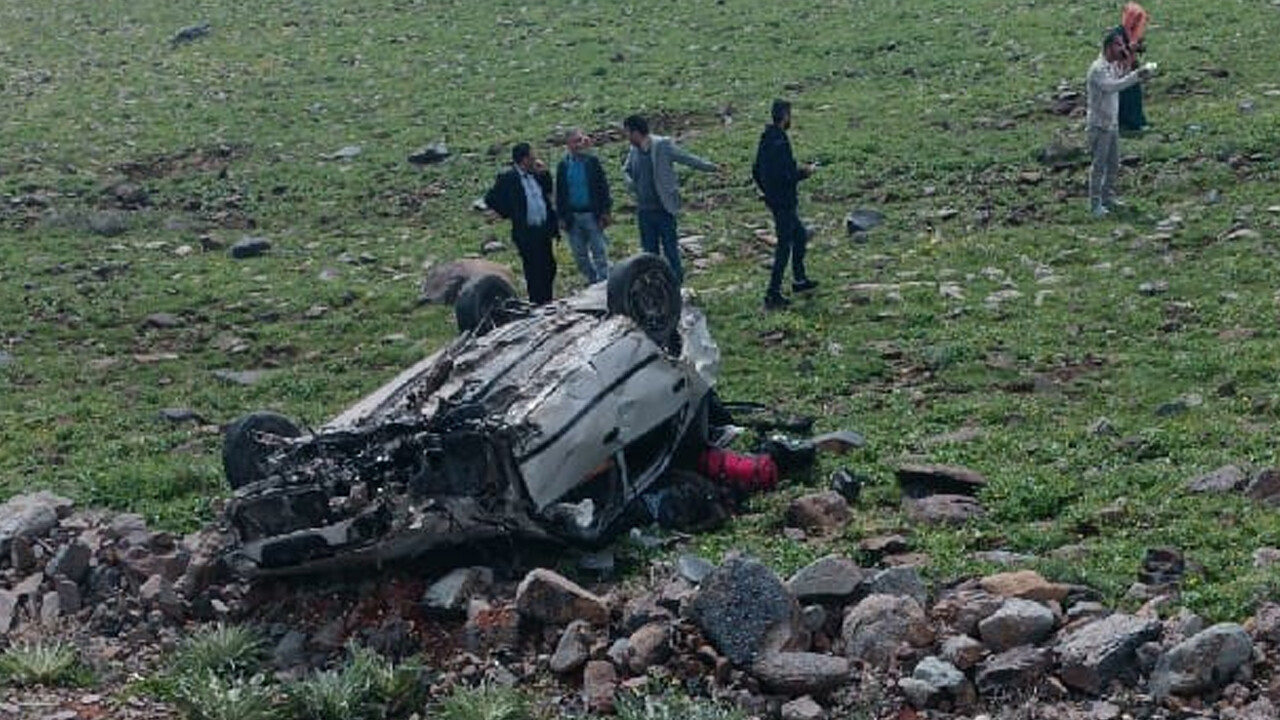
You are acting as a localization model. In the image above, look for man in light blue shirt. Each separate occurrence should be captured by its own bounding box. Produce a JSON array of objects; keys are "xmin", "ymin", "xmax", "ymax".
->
[{"xmin": 555, "ymin": 129, "xmax": 614, "ymax": 284}]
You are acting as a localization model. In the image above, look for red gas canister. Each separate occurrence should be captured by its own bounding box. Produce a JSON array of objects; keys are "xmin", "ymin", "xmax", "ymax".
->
[{"xmin": 697, "ymin": 448, "xmax": 779, "ymax": 493}]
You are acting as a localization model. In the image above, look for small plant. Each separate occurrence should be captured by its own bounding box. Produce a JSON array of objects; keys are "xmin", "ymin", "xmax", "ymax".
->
[
  {"xmin": 286, "ymin": 644, "xmax": 430, "ymax": 720},
  {"xmin": 434, "ymin": 684, "xmax": 533, "ymax": 720},
  {"xmin": 0, "ymin": 641, "xmax": 86, "ymax": 687},
  {"xmin": 172, "ymin": 624, "xmax": 265, "ymax": 680},
  {"xmin": 172, "ymin": 670, "xmax": 278, "ymax": 720},
  {"xmin": 616, "ymin": 691, "xmax": 745, "ymax": 720}
]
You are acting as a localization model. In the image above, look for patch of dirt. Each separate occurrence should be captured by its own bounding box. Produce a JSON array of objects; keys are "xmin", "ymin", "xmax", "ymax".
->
[{"xmin": 113, "ymin": 144, "xmax": 247, "ymax": 182}]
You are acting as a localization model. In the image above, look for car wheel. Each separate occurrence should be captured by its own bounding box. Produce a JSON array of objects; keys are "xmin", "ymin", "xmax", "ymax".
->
[
  {"xmin": 606, "ymin": 254, "xmax": 681, "ymax": 346},
  {"xmin": 455, "ymin": 274, "xmax": 518, "ymax": 335},
  {"xmin": 222, "ymin": 411, "xmax": 303, "ymax": 490}
]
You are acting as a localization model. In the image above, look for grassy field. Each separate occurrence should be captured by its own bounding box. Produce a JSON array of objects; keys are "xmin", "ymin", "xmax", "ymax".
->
[{"xmin": 2, "ymin": 0, "xmax": 1279, "ymax": 619}]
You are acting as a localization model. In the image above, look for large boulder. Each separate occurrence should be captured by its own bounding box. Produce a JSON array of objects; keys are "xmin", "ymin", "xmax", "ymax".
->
[
  {"xmin": 419, "ymin": 259, "xmax": 516, "ymax": 305},
  {"xmin": 787, "ymin": 555, "xmax": 865, "ymax": 603},
  {"xmin": 785, "ymin": 492, "xmax": 851, "ymax": 534},
  {"xmin": 689, "ymin": 556, "xmax": 803, "ymax": 666},
  {"xmin": 977, "ymin": 598, "xmax": 1056, "ymax": 652},
  {"xmin": 840, "ymin": 594, "xmax": 933, "ymax": 668},
  {"xmin": 0, "ymin": 492, "xmax": 72, "ymax": 556},
  {"xmin": 515, "ymin": 569, "xmax": 609, "ymax": 626},
  {"xmin": 1055, "ymin": 613, "xmax": 1162, "ymax": 695},
  {"xmin": 1150, "ymin": 623, "xmax": 1253, "ymax": 699}
]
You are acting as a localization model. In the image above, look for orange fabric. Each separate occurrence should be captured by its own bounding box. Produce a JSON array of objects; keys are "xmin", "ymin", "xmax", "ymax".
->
[{"xmin": 1123, "ymin": 3, "xmax": 1149, "ymax": 44}]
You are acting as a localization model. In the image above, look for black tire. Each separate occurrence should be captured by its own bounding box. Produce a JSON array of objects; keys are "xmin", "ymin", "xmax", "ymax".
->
[
  {"xmin": 222, "ymin": 411, "xmax": 303, "ymax": 490},
  {"xmin": 455, "ymin": 274, "xmax": 518, "ymax": 334},
  {"xmin": 606, "ymin": 254, "xmax": 681, "ymax": 346}
]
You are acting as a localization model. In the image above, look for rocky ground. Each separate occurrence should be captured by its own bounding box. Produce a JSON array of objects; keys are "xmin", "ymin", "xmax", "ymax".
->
[{"xmin": 4, "ymin": 471, "xmax": 1280, "ymax": 720}]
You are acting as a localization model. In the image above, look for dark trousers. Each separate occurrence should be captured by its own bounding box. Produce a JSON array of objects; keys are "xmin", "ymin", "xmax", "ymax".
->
[
  {"xmin": 513, "ymin": 225, "xmax": 556, "ymax": 304},
  {"xmin": 636, "ymin": 208, "xmax": 683, "ymax": 284},
  {"xmin": 767, "ymin": 206, "xmax": 808, "ymax": 295}
]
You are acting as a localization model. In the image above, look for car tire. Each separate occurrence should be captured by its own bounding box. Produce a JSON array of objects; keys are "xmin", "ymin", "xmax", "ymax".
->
[
  {"xmin": 606, "ymin": 254, "xmax": 681, "ymax": 346},
  {"xmin": 455, "ymin": 274, "xmax": 518, "ymax": 335},
  {"xmin": 222, "ymin": 411, "xmax": 303, "ymax": 490}
]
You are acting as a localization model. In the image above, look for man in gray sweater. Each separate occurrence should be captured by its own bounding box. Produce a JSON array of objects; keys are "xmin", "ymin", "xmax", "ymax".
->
[
  {"xmin": 1087, "ymin": 28, "xmax": 1152, "ymax": 217},
  {"xmin": 622, "ymin": 115, "xmax": 720, "ymax": 284}
]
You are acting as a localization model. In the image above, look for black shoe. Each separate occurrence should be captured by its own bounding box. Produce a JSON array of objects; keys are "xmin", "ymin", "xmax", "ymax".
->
[
  {"xmin": 763, "ymin": 292, "xmax": 791, "ymax": 310},
  {"xmin": 792, "ymin": 278, "xmax": 819, "ymax": 293}
]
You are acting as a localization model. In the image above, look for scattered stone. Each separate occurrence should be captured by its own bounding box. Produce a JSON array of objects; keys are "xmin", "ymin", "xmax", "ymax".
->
[
  {"xmin": 46, "ymin": 540, "xmax": 92, "ymax": 584},
  {"xmin": 139, "ymin": 575, "xmax": 184, "ymax": 620},
  {"xmin": 423, "ymin": 566, "xmax": 494, "ymax": 614},
  {"xmin": 940, "ymin": 634, "xmax": 986, "ymax": 670},
  {"xmin": 976, "ymin": 646, "xmax": 1052, "ymax": 694},
  {"xmin": 583, "ymin": 660, "xmax": 618, "ymax": 714},
  {"xmin": 676, "ymin": 554, "xmax": 715, "ymax": 584},
  {"xmin": 171, "ymin": 22, "xmax": 211, "ymax": 46},
  {"xmin": 464, "ymin": 600, "xmax": 520, "ymax": 655},
  {"xmin": 230, "ymin": 236, "xmax": 271, "ymax": 259},
  {"xmin": 978, "ymin": 598, "xmax": 1056, "ymax": 652},
  {"xmin": 1138, "ymin": 280, "xmax": 1169, "ymax": 296},
  {"xmin": 781, "ymin": 695, "xmax": 824, "ymax": 720},
  {"xmin": 481, "ymin": 239, "xmax": 506, "ymax": 255},
  {"xmin": 845, "ymin": 209, "xmax": 885, "ymax": 233},
  {"xmin": 784, "ymin": 492, "xmax": 850, "ymax": 533},
  {"xmin": 627, "ymin": 622, "xmax": 672, "ymax": 674},
  {"xmin": 980, "ymin": 570, "xmax": 1070, "ymax": 603},
  {"xmin": 0, "ymin": 492, "xmax": 71, "ymax": 556},
  {"xmin": 902, "ymin": 655, "xmax": 971, "ymax": 709},
  {"xmin": 9, "ymin": 537, "xmax": 36, "ymax": 573},
  {"xmin": 1245, "ymin": 603, "xmax": 1280, "ymax": 644},
  {"xmin": 1055, "ymin": 613, "xmax": 1162, "ymax": 695},
  {"xmin": 828, "ymin": 469, "xmax": 864, "ymax": 503},
  {"xmin": 858, "ymin": 566, "xmax": 928, "ymax": 607},
  {"xmin": 1150, "ymin": 623, "xmax": 1253, "ymax": 699},
  {"xmin": 158, "ymin": 408, "xmax": 208, "ymax": 425},
  {"xmin": 419, "ymin": 259, "xmax": 517, "ymax": 305},
  {"xmin": 143, "ymin": 312, "xmax": 183, "ymax": 329},
  {"xmin": 212, "ymin": 369, "xmax": 270, "ymax": 387},
  {"xmin": 549, "ymin": 620, "xmax": 593, "ymax": 675},
  {"xmin": 787, "ymin": 555, "xmax": 865, "ymax": 603},
  {"xmin": 906, "ymin": 494, "xmax": 985, "ymax": 524},
  {"xmin": 326, "ymin": 145, "xmax": 362, "ymax": 160},
  {"xmin": 752, "ymin": 652, "xmax": 850, "ymax": 696},
  {"xmin": 689, "ymin": 556, "xmax": 802, "ymax": 666},
  {"xmin": 40, "ymin": 590, "xmax": 62, "ymax": 625},
  {"xmin": 272, "ymin": 630, "xmax": 308, "ymax": 670},
  {"xmin": 515, "ymin": 569, "xmax": 609, "ymax": 626},
  {"xmin": 1245, "ymin": 468, "xmax": 1280, "ymax": 506},
  {"xmin": 840, "ymin": 594, "xmax": 933, "ymax": 668},
  {"xmin": 971, "ymin": 550, "xmax": 1036, "ymax": 565},
  {"xmin": 1187, "ymin": 464, "xmax": 1247, "ymax": 493},
  {"xmin": 896, "ymin": 463, "xmax": 987, "ymax": 498},
  {"xmin": 0, "ymin": 590, "xmax": 15, "ymax": 634},
  {"xmin": 859, "ymin": 534, "xmax": 911, "ymax": 559},
  {"xmin": 1139, "ymin": 547, "xmax": 1186, "ymax": 585},
  {"xmin": 407, "ymin": 142, "xmax": 450, "ymax": 165}
]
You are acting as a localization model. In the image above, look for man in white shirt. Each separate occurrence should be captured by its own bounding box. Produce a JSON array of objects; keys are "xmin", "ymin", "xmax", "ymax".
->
[{"xmin": 1087, "ymin": 29, "xmax": 1152, "ymax": 217}]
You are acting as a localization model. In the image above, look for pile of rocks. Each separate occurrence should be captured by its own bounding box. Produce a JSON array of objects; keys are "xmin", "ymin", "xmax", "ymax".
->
[{"xmin": 0, "ymin": 492, "xmax": 238, "ymax": 649}]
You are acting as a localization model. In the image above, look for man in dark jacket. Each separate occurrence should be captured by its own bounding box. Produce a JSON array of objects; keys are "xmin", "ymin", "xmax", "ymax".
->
[
  {"xmin": 484, "ymin": 143, "xmax": 559, "ymax": 304},
  {"xmin": 555, "ymin": 129, "xmax": 613, "ymax": 283},
  {"xmin": 753, "ymin": 100, "xmax": 816, "ymax": 310}
]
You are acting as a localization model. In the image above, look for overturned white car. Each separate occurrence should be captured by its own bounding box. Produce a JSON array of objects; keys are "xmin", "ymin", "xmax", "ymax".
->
[{"xmin": 221, "ymin": 255, "xmax": 720, "ymax": 575}]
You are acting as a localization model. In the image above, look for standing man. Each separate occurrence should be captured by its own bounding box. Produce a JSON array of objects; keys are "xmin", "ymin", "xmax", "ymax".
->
[
  {"xmin": 753, "ymin": 99, "xmax": 817, "ymax": 310},
  {"xmin": 484, "ymin": 143, "xmax": 559, "ymax": 303},
  {"xmin": 555, "ymin": 129, "xmax": 613, "ymax": 284},
  {"xmin": 622, "ymin": 115, "xmax": 720, "ymax": 284},
  {"xmin": 1087, "ymin": 28, "xmax": 1151, "ymax": 217}
]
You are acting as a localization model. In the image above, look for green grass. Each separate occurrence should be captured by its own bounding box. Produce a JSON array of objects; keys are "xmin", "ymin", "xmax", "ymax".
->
[
  {"xmin": 0, "ymin": 641, "xmax": 90, "ymax": 687},
  {"xmin": 171, "ymin": 624, "xmax": 266, "ymax": 680},
  {"xmin": 3, "ymin": 0, "xmax": 1280, "ymax": 620},
  {"xmin": 433, "ymin": 684, "xmax": 534, "ymax": 720}
]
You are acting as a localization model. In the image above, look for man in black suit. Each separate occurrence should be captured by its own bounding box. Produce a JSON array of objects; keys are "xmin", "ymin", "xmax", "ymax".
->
[{"xmin": 484, "ymin": 143, "xmax": 558, "ymax": 303}]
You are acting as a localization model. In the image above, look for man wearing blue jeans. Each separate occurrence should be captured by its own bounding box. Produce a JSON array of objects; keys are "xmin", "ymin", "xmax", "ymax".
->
[
  {"xmin": 555, "ymin": 129, "xmax": 613, "ymax": 284},
  {"xmin": 622, "ymin": 115, "xmax": 720, "ymax": 284}
]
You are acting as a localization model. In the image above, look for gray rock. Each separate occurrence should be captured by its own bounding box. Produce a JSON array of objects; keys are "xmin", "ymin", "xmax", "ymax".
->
[
  {"xmin": 901, "ymin": 655, "xmax": 970, "ymax": 709},
  {"xmin": 978, "ymin": 598, "xmax": 1056, "ymax": 652},
  {"xmin": 272, "ymin": 630, "xmax": 308, "ymax": 670},
  {"xmin": 781, "ymin": 695, "xmax": 824, "ymax": 720},
  {"xmin": 840, "ymin": 594, "xmax": 933, "ymax": 668},
  {"xmin": 914, "ymin": 655, "xmax": 966, "ymax": 690},
  {"xmin": 906, "ymin": 494, "xmax": 985, "ymax": 525},
  {"xmin": 419, "ymin": 259, "xmax": 517, "ymax": 305},
  {"xmin": 858, "ymin": 566, "xmax": 928, "ymax": 607},
  {"xmin": 676, "ymin": 554, "xmax": 715, "ymax": 584},
  {"xmin": 606, "ymin": 638, "xmax": 630, "ymax": 668},
  {"xmin": 158, "ymin": 408, "xmax": 207, "ymax": 424},
  {"xmin": 1150, "ymin": 623, "xmax": 1253, "ymax": 698},
  {"xmin": 0, "ymin": 491, "xmax": 72, "ymax": 556},
  {"xmin": 801, "ymin": 605, "xmax": 827, "ymax": 633},
  {"xmin": 139, "ymin": 575, "xmax": 184, "ymax": 620},
  {"xmin": 896, "ymin": 463, "xmax": 987, "ymax": 498},
  {"xmin": 784, "ymin": 492, "xmax": 851, "ymax": 533},
  {"xmin": 751, "ymin": 652, "xmax": 850, "ymax": 696},
  {"xmin": 549, "ymin": 620, "xmax": 592, "ymax": 675},
  {"xmin": 46, "ymin": 540, "xmax": 92, "ymax": 584},
  {"xmin": 975, "ymin": 646, "xmax": 1052, "ymax": 694},
  {"xmin": 899, "ymin": 678, "xmax": 940, "ymax": 709},
  {"xmin": 423, "ymin": 567, "xmax": 494, "ymax": 614},
  {"xmin": 858, "ymin": 534, "xmax": 911, "ymax": 558},
  {"xmin": 1186, "ymin": 465, "xmax": 1247, "ymax": 494},
  {"xmin": 515, "ymin": 568, "xmax": 609, "ymax": 626},
  {"xmin": 1245, "ymin": 469, "xmax": 1280, "ymax": 506},
  {"xmin": 1247, "ymin": 603, "xmax": 1280, "ymax": 644},
  {"xmin": 143, "ymin": 312, "xmax": 183, "ymax": 329},
  {"xmin": 463, "ymin": 601, "xmax": 519, "ymax": 655},
  {"xmin": 940, "ymin": 634, "xmax": 986, "ymax": 670},
  {"xmin": 40, "ymin": 590, "xmax": 61, "ymax": 625},
  {"xmin": 54, "ymin": 578, "xmax": 81, "ymax": 614},
  {"xmin": 212, "ymin": 369, "xmax": 270, "ymax": 387},
  {"xmin": 230, "ymin": 236, "xmax": 271, "ymax": 259},
  {"xmin": 787, "ymin": 555, "xmax": 865, "ymax": 602},
  {"xmin": 845, "ymin": 209, "xmax": 885, "ymax": 233},
  {"xmin": 627, "ymin": 622, "xmax": 672, "ymax": 674},
  {"xmin": 10, "ymin": 537, "xmax": 36, "ymax": 573},
  {"xmin": 172, "ymin": 22, "xmax": 211, "ymax": 45},
  {"xmin": 689, "ymin": 556, "xmax": 802, "ymax": 666},
  {"xmin": 0, "ymin": 590, "xmax": 15, "ymax": 634},
  {"xmin": 407, "ymin": 142, "xmax": 450, "ymax": 165},
  {"xmin": 1056, "ymin": 613, "xmax": 1162, "ymax": 694}
]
